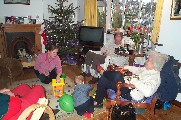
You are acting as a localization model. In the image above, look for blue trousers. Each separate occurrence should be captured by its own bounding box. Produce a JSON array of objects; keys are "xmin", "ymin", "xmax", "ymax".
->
[
  {"xmin": 74, "ymin": 96, "xmax": 94, "ymax": 116},
  {"xmin": 95, "ymin": 71, "xmax": 132, "ymax": 104}
]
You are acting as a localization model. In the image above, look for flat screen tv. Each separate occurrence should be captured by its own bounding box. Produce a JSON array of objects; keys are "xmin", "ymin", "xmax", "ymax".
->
[{"xmin": 79, "ymin": 26, "xmax": 104, "ymax": 47}]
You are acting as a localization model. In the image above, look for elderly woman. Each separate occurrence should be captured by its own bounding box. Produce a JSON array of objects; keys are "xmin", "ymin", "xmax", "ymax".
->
[{"xmin": 94, "ymin": 51, "xmax": 169, "ymax": 107}]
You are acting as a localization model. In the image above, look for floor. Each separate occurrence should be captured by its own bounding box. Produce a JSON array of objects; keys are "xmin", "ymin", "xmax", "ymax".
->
[{"xmin": 14, "ymin": 65, "xmax": 181, "ymax": 120}]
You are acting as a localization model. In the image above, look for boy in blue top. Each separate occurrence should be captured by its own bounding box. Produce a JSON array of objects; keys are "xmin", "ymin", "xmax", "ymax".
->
[{"xmin": 72, "ymin": 75, "xmax": 94, "ymax": 116}]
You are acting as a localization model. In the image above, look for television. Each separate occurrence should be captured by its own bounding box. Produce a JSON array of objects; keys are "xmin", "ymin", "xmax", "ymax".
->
[{"xmin": 79, "ymin": 26, "xmax": 104, "ymax": 47}]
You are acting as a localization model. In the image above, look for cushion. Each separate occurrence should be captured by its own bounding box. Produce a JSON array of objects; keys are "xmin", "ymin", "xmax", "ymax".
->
[{"xmin": 157, "ymin": 56, "xmax": 180, "ymax": 101}]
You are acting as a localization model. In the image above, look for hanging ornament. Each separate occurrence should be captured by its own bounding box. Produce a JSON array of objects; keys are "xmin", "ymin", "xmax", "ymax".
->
[{"xmin": 41, "ymin": 30, "xmax": 48, "ymax": 45}]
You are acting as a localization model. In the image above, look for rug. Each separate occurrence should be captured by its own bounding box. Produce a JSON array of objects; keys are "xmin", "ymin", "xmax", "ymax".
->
[{"xmin": 10, "ymin": 77, "xmax": 106, "ymax": 120}]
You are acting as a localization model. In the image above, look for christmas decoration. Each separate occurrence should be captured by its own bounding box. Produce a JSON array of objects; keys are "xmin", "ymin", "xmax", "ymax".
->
[
  {"xmin": 44, "ymin": 0, "xmax": 79, "ymax": 56},
  {"xmin": 41, "ymin": 30, "xmax": 47, "ymax": 45}
]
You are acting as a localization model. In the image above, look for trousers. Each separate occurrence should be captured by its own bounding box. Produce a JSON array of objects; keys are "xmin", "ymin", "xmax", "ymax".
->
[{"xmin": 95, "ymin": 71, "xmax": 132, "ymax": 104}]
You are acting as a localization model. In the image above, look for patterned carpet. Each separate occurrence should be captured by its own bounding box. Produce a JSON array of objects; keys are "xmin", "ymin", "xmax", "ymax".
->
[{"xmin": 10, "ymin": 77, "xmax": 106, "ymax": 120}]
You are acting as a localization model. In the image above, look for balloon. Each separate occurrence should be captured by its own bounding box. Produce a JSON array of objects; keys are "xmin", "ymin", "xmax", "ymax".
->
[{"xmin": 59, "ymin": 93, "xmax": 74, "ymax": 112}]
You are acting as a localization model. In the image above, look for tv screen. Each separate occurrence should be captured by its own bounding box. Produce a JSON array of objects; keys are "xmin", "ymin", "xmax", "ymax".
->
[{"xmin": 79, "ymin": 26, "xmax": 104, "ymax": 46}]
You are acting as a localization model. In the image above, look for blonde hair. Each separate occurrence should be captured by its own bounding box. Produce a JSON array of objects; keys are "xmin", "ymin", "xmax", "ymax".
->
[
  {"xmin": 147, "ymin": 51, "xmax": 169, "ymax": 71},
  {"xmin": 75, "ymin": 75, "xmax": 84, "ymax": 85}
]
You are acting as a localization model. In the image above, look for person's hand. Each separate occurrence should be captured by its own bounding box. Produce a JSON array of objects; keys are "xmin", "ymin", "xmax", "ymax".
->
[
  {"xmin": 56, "ymin": 76, "xmax": 60, "ymax": 83},
  {"xmin": 44, "ymin": 72, "xmax": 49, "ymax": 76},
  {"xmin": 4, "ymin": 91, "xmax": 15, "ymax": 96},
  {"xmin": 0, "ymin": 89, "xmax": 15, "ymax": 96},
  {"xmin": 0, "ymin": 88, "xmax": 11, "ymax": 93}
]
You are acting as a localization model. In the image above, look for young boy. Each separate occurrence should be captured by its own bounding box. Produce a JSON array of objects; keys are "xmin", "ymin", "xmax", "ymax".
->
[{"xmin": 72, "ymin": 75, "xmax": 94, "ymax": 117}]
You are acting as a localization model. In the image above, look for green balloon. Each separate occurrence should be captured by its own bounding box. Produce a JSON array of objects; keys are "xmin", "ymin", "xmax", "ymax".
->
[{"xmin": 59, "ymin": 94, "xmax": 74, "ymax": 112}]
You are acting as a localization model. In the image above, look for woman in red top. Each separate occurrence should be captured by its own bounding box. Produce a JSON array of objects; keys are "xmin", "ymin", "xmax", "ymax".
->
[
  {"xmin": 34, "ymin": 43, "xmax": 62, "ymax": 84},
  {"xmin": 0, "ymin": 84, "xmax": 45, "ymax": 120}
]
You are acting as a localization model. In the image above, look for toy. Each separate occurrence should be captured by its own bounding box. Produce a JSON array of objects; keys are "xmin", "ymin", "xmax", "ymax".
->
[
  {"xmin": 59, "ymin": 93, "xmax": 74, "ymax": 112},
  {"xmin": 92, "ymin": 91, "xmax": 96, "ymax": 99},
  {"xmin": 61, "ymin": 73, "xmax": 66, "ymax": 79},
  {"xmin": 52, "ymin": 78, "xmax": 65, "ymax": 98},
  {"xmin": 84, "ymin": 112, "xmax": 92, "ymax": 118},
  {"xmin": 164, "ymin": 102, "xmax": 171, "ymax": 110}
]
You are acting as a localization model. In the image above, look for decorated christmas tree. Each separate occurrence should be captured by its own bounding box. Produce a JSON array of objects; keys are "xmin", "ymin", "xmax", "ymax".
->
[{"xmin": 44, "ymin": 0, "xmax": 79, "ymax": 56}]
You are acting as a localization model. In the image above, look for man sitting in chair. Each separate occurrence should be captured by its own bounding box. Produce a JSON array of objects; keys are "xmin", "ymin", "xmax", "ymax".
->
[
  {"xmin": 83, "ymin": 32, "xmax": 129, "ymax": 84},
  {"xmin": 94, "ymin": 51, "xmax": 168, "ymax": 107}
]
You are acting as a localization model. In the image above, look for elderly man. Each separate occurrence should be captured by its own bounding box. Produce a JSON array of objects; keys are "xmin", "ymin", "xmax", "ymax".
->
[
  {"xmin": 94, "ymin": 51, "xmax": 168, "ymax": 107},
  {"xmin": 83, "ymin": 32, "xmax": 128, "ymax": 84}
]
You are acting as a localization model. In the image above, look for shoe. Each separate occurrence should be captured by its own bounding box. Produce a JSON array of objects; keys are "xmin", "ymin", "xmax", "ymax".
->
[{"xmin": 88, "ymin": 77, "xmax": 99, "ymax": 84}]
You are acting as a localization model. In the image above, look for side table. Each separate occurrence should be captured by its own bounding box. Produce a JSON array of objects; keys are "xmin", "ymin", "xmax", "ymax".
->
[{"xmin": 116, "ymin": 53, "xmax": 145, "ymax": 66}]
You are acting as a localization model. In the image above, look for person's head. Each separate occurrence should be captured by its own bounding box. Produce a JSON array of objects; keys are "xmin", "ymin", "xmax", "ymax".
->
[
  {"xmin": 145, "ymin": 51, "xmax": 169, "ymax": 71},
  {"xmin": 45, "ymin": 43, "xmax": 59, "ymax": 59},
  {"xmin": 75, "ymin": 75, "xmax": 84, "ymax": 85},
  {"xmin": 114, "ymin": 32, "xmax": 123, "ymax": 45}
]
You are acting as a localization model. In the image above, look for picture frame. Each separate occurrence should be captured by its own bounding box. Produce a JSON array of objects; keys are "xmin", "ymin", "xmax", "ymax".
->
[
  {"xmin": 170, "ymin": 0, "xmax": 181, "ymax": 20},
  {"xmin": 4, "ymin": 0, "xmax": 30, "ymax": 5}
]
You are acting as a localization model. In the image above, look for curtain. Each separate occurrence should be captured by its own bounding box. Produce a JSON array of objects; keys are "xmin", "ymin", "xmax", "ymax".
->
[
  {"xmin": 151, "ymin": 0, "xmax": 164, "ymax": 43},
  {"xmin": 84, "ymin": 0, "xmax": 97, "ymax": 26}
]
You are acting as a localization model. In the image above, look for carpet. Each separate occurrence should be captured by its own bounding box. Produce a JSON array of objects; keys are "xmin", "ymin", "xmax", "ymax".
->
[{"xmin": 10, "ymin": 77, "xmax": 106, "ymax": 120}]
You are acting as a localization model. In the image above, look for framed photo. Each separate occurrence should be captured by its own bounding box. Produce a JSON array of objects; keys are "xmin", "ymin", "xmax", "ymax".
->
[
  {"xmin": 4, "ymin": 0, "xmax": 30, "ymax": 5},
  {"xmin": 170, "ymin": 0, "xmax": 181, "ymax": 20}
]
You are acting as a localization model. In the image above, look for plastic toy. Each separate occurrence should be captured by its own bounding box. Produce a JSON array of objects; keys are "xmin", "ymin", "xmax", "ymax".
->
[
  {"xmin": 84, "ymin": 112, "xmax": 92, "ymax": 118},
  {"xmin": 59, "ymin": 93, "xmax": 74, "ymax": 112},
  {"xmin": 61, "ymin": 73, "xmax": 66, "ymax": 79},
  {"xmin": 164, "ymin": 102, "xmax": 171, "ymax": 110},
  {"xmin": 92, "ymin": 91, "xmax": 96, "ymax": 99},
  {"xmin": 52, "ymin": 78, "xmax": 65, "ymax": 98}
]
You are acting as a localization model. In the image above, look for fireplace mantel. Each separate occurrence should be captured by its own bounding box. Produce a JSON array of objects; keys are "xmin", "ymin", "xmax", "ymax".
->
[{"xmin": 0, "ymin": 24, "xmax": 42, "ymax": 58}]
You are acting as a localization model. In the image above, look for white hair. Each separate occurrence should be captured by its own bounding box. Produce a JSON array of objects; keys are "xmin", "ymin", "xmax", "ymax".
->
[{"xmin": 147, "ymin": 51, "xmax": 169, "ymax": 71}]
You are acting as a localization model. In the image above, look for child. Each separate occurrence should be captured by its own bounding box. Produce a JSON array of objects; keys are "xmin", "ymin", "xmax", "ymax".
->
[{"xmin": 72, "ymin": 75, "xmax": 94, "ymax": 117}]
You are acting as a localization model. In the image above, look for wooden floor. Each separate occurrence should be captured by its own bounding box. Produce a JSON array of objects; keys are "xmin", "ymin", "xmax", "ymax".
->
[{"xmin": 15, "ymin": 65, "xmax": 181, "ymax": 120}]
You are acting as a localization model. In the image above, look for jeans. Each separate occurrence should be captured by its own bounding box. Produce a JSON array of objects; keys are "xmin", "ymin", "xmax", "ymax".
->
[
  {"xmin": 34, "ymin": 69, "xmax": 57, "ymax": 84},
  {"xmin": 95, "ymin": 71, "xmax": 132, "ymax": 104},
  {"xmin": 74, "ymin": 96, "xmax": 94, "ymax": 116}
]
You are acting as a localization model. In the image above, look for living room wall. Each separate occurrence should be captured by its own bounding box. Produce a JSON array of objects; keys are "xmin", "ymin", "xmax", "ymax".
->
[
  {"xmin": 156, "ymin": 0, "xmax": 181, "ymax": 101},
  {"xmin": 0, "ymin": 0, "xmax": 43, "ymax": 24},
  {"xmin": 0, "ymin": 0, "xmax": 78, "ymax": 24}
]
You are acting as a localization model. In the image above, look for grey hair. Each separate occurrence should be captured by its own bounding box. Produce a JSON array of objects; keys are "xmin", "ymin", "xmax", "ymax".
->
[
  {"xmin": 75, "ymin": 75, "xmax": 84, "ymax": 85},
  {"xmin": 147, "ymin": 51, "xmax": 169, "ymax": 71}
]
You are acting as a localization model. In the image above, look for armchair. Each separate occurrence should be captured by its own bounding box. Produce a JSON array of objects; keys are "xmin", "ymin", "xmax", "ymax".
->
[
  {"xmin": 105, "ymin": 55, "xmax": 181, "ymax": 119},
  {"xmin": 105, "ymin": 82, "xmax": 158, "ymax": 119}
]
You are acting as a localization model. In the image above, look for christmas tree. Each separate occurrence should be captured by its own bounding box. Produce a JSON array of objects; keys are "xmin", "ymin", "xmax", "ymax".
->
[{"xmin": 44, "ymin": 0, "xmax": 79, "ymax": 55}]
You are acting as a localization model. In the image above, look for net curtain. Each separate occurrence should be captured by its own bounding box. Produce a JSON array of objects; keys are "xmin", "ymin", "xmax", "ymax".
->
[{"xmin": 84, "ymin": 0, "xmax": 97, "ymax": 26}]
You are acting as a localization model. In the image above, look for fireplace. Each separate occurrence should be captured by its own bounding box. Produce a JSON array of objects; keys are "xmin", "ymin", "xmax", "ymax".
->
[
  {"xmin": 0, "ymin": 24, "xmax": 41, "ymax": 58},
  {"xmin": 6, "ymin": 32, "xmax": 35, "ymax": 58}
]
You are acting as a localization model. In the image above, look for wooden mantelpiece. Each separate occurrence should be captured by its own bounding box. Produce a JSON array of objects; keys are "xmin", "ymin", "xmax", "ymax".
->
[{"xmin": 0, "ymin": 24, "xmax": 42, "ymax": 58}]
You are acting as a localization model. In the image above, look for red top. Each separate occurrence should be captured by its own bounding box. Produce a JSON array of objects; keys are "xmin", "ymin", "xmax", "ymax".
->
[{"xmin": 34, "ymin": 53, "xmax": 62, "ymax": 75}]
